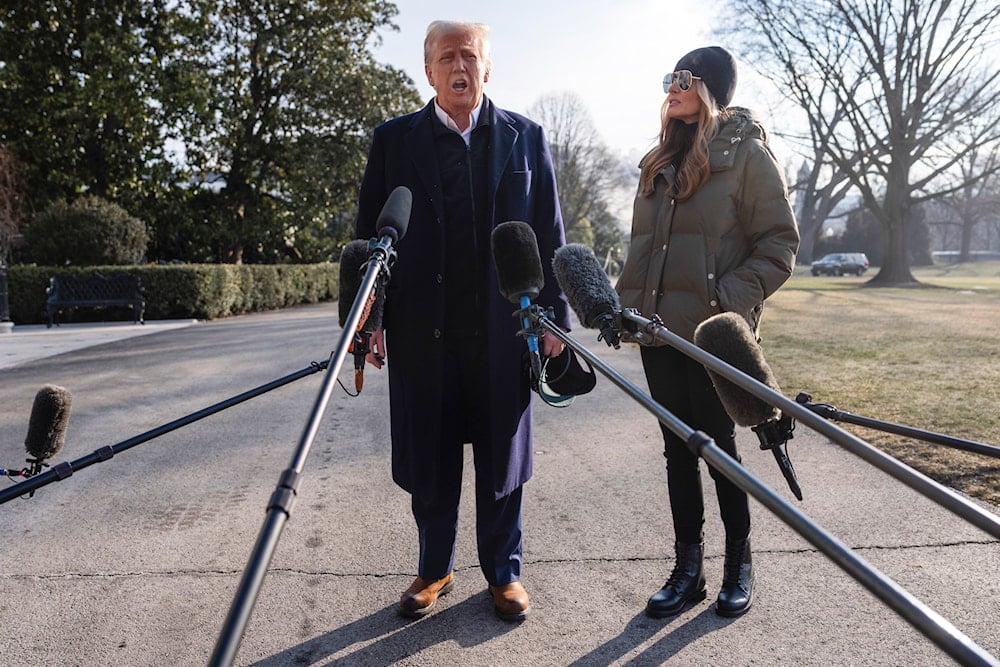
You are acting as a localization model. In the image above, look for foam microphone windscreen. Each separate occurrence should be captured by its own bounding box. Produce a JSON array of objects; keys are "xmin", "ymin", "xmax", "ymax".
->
[
  {"xmin": 491, "ymin": 221, "xmax": 544, "ymax": 303},
  {"xmin": 338, "ymin": 240, "xmax": 371, "ymax": 327},
  {"xmin": 363, "ymin": 282, "xmax": 386, "ymax": 332},
  {"xmin": 24, "ymin": 385, "xmax": 72, "ymax": 462},
  {"xmin": 552, "ymin": 243, "xmax": 620, "ymax": 327},
  {"xmin": 693, "ymin": 312, "xmax": 781, "ymax": 426},
  {"xmin": 375, "ymin": 186, "xmax": 412, "ymax": 244}
]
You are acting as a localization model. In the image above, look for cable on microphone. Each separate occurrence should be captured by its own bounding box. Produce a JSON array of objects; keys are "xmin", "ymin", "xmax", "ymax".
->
[
  {"xmin": 491, "ymin": 221, "xmax": 545, "ymax": 385},
  {"xmin": 552, "ymin": 243, "xmax": 622, "ymax": 348},
  {"xmin": 694, "ymin": 312, "xmax": 802, "ymax": 500}
]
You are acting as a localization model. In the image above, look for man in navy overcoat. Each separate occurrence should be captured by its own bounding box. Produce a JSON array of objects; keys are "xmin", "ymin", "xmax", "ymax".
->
[{"xmin": 355, "ymin": 19, "xmax": 570, "ymax": 622}]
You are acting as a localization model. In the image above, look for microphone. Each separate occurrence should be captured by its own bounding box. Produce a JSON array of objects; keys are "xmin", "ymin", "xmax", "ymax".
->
[
  {"xmin": 693, "ymin": 313, "xmax": 781, "ymax": 427},
  {"xmin": 491, "ymin": 221, "xmax": 544, "ymax": 382},
  {"xmin": 339, "ymin": 239, "xmax": 369, "ymax": 328},
  {"xmin": 375, "ymin": 185, "xmax": 412, "ymax": 248},
  {"xmin": 552, "ymin": 243, "xmax": 622, "ymax": 348},
  {"xmin": 340, "ymin": 187, "xmax": 408, "ymax": 394},
  {"xmin": 694, "ymin": 313, "xmax": 802, "ymax": 500},
  {"xmin": 339, "ymin": 239, "xmax": 386, "ymax": 393},
  {"xmin": 24, "ymin": 385, "xmax": 72, "ymax": 477}
]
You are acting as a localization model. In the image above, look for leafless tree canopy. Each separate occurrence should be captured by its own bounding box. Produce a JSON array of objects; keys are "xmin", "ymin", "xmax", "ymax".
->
[
  {"xmin": 720, "ymin": 0, "xmax": 1000, "ymax": 283},
  {"xmin": 527, "ymin": 92, "xmax": 627, "ymax": 257}
]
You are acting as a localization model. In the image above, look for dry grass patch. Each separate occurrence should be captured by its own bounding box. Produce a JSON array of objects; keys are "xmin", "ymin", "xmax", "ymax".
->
[{"xmin": 759, "ymin": 262, "xmax": 1000, "ymax": 507}]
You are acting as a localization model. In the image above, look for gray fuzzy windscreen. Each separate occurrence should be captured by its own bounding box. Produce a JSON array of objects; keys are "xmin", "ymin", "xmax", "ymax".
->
[
  {"xmin": 338, "ymin": 239, "xmax": 371, "ymax": 328},
  {"xmin": 694, "ymin": 312, "xmax": 781, "ymax": 426},
  {"xmin": 552, "ymin": 243, "xmax": 620, "ymax": 327},
  {"xmin": 24, "ymin": 384, "xmax": 72, "ymax": 461}
]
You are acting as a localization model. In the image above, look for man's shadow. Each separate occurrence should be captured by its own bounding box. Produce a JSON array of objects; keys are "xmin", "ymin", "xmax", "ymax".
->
[{"xmin": 248, "ymin": 591, "xmax": 519, "ymax": 666}]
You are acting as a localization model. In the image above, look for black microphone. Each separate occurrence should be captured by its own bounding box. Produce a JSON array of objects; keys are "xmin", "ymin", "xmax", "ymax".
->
[
  {"xmin": 694, "ymin": 312, "xmax": 802, "ymax": 499},
  {"xmin": 24, "ymin": 385, "xmax": 72, "ymax": 477},
  {"xmin": 340, "ymin": 186, "xmax": 408, "ymax": 394},
  {"xmin": 338, "ymin": 239, "xmax": 387, "ymax": 393},
  {"xmin": 552, "ymin": 243, "xmax": 622, "ymax": 348},
  {"xmin": 375, "ymin": 185, "xmax": 412, "ymax": 248},
  {"xmin": 491, "ymin": 221, "xmax": 544, "ymax": 382}
]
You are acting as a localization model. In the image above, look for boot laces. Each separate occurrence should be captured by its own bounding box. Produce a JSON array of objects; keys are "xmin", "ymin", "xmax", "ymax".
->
[
  {"xmin": 723, "ymin": 541, "xmax": 746, "ymax": 583},
  {"xmin": 664, "ymin": 563, "xmax": 686, "ymax": 588}
]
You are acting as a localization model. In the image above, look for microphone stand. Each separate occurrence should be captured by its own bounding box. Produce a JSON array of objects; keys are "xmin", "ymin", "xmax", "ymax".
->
[
  {"xmin": 617, "ymin": 308, "xmax": 1000, "ymax": 541},
  {"xmin": 795, "ymin": 392, "xmax": 1000, "ymax": 459},
  {"xmin": 519, "ymin": 305, "xmax": 998, "ymax": 667},
  {"xmin": 0, "ymin": 361, "xmax": 329, "ymax": 505},
  {"xmin": 208, "ymin": 239, "xmax": 395, "ymax": 667}
]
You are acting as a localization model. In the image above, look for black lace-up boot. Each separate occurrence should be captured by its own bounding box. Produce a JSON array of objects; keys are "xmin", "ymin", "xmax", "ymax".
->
[
  {"xmin": 645, "ymin": 541, "xmax": 706, "ymax": 618},
  {"xmin": 716, "ymin": 535, "xmax": 754, "ymax": 617}
]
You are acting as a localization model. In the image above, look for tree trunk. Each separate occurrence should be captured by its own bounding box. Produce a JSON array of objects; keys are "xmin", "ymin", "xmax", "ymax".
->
[
  {"xmin": 960, "ymin": 214, "xmax": 974, "ymax": 263},
  {"xmin": 868, "ymin": 168, "xmax": 918, "ymax": 285}
]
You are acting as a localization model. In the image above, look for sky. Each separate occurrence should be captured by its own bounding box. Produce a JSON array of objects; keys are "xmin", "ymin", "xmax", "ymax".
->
[{"xmin": 370, "ymin": 0, "xmax": 737, "ymax": 164}]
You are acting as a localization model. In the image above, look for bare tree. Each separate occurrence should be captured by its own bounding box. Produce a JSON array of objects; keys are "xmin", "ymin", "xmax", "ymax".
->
[
  {"xmin": 527, "ymin": 92, "xmax": 627, "ymax": 257},
  {"xmin": 932, "ymin": 141, "xmax": 1000, "ymax": 261},
  {"xmin": 789, "ymin": 159, "xmax": 855, "ymax": 264},
  {"xmin": 721, "ymin": 0, "xmax": 1000, "ymax": 284}
]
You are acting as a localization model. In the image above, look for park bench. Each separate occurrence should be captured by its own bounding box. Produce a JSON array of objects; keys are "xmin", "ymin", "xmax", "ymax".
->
[{"xmin": 45, "ymin": 272, "xmax": 146, "ymax": 328}]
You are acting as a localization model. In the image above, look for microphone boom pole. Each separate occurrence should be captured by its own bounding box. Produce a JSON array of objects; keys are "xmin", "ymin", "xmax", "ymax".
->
[
  {"xmin": 526, "ymin": 307, "xmax": 999, "ymax": 667},
  {"xmin": 796, "ymin": 393, "xmax": 1000, "ymax": 459},
  {"xmin": 619, "ymin": 309, "xmax": 1000, "ymax": 542},
  {"xmin": 0, "ymin": 363, "xmax": 330, "ymax": 505},
  {"xmin": 208, "ymin": 240, "xmax": 393, "ymax": 667}
]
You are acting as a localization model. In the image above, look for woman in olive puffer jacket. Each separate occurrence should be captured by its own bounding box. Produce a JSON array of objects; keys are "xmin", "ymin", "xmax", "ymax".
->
[{"xmin": 615, "ymin": 46, "xmax": 798, "ymax": 620}]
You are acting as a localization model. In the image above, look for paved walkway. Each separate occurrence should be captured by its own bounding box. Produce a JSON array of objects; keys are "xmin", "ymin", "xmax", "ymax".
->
[{"xmin": 0, "ymin": 319, "xmax": 199, "ymax": 370}]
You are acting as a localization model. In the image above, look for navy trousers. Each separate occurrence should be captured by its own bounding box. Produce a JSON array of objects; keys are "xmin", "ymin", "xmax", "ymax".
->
[{"xmin": 410, "ymin": 336, "xmax": 524, "ymax": 586}]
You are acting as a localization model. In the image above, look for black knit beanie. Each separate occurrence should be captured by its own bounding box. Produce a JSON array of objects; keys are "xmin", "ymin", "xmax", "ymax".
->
[{"xmin": 674, "ymin": 46, "xmax": 737, "ymax": 108}]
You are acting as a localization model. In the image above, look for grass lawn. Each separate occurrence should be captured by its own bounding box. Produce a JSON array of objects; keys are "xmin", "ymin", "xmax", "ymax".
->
[{"xmin": 760, "ymin": 260, "xmax": 1000, "ymax": 506}]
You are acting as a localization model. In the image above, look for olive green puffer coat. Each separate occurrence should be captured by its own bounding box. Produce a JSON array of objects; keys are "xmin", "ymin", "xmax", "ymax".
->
[{"xmin": 615, "ymin": 107, "xmax": 799, "ymax": 342}]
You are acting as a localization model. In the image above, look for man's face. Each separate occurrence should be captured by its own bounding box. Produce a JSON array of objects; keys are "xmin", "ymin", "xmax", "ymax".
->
[{"xmin": 425, "ymin": 30, "xmax": 490, "ymax": 119}]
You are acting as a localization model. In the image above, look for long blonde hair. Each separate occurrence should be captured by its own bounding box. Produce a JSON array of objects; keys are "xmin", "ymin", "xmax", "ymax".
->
[{"xmin": 638, "ymin": 81, "xmax": 729, "ymax": 200}]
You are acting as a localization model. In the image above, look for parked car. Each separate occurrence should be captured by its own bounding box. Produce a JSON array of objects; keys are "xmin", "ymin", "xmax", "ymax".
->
[{"xmin": 810, "ymin": 252, "xmax": 870, "ymax": 276}]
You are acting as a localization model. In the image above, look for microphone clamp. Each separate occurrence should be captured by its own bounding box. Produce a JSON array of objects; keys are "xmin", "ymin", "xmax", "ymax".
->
[
  {"xmin": 511, "ymin": 303, "xmax": 549, "ymax": 340},
  {"xmin": 752, "ymin": 413, "xmax": 802, "ymax": 501},
  {"xmin": 619, "ymin": 308, "xmax": 658, "ymax": 346},
  {"xmin": 752, "ymin": 413, "xmax": 795, "ymax": 450},
  {"xmin": 25, "ymin": 457, "xmax": 49, "ymax": 478},
  {"xmin": 589, "ymin": 309, "xmax": 622, "ymax": 349},
  {"xmin": 366, "ymin": 237, "xmax": 398, "ymax": 273}
]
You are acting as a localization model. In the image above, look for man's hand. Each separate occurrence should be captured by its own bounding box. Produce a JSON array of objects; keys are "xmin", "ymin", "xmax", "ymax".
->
[
  {"xmin": 366, "ymin": 328, "xmax": 386, "ymax": 368},
  {"xmin": 540, "ymin": 332, "xmax": 565, "ymax": 359}
]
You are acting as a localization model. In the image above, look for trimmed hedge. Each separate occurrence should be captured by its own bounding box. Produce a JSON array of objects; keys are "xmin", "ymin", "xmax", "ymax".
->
[{"xmin": 7, "ymin": 263, "xmax": 339, "ymax": 324}]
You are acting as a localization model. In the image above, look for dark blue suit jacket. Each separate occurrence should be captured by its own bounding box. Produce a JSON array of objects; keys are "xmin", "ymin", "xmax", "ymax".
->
[{"xmin": 356, "ymin": 97, "xmax": 570, "ymax": 500}]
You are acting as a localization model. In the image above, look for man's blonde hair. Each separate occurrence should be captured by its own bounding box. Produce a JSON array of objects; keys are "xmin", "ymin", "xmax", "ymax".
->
[{"xmin": 424, "ymin": 20, "xmax": 492, "ymax": 69}]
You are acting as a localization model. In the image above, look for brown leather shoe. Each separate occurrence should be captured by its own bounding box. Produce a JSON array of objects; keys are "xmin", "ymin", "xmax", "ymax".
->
[
  {"xmin": 398, "ymin": 573, "xmax": 454, "ymax": 619},
  {"xmin": 489, "ymin": 581, "xmax": 530, "ymax": 622}
]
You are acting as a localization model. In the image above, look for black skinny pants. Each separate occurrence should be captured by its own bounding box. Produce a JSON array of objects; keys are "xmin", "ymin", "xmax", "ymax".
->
[{"xmin": 640, "ymin": 344, "xmax": 751, "ymax": 544}]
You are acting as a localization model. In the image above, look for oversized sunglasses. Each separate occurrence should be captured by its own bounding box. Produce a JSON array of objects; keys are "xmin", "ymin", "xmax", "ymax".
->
[{"xmin": 662, "ymin": 70, "xmax": 702, "ymax": 92}]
